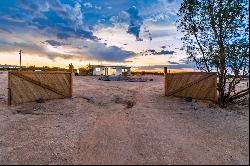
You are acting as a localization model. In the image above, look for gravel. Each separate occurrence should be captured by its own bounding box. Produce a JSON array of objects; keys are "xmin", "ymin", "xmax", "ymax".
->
[{"xmin": 0, "ymin": 72, "xmax": 248, "ymax": 165}]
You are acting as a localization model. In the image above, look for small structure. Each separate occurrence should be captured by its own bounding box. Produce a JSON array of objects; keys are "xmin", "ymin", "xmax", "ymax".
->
[
  {"xmin": 0, "ymin": 64, "xmax": 26, "ymax": 70},
  {"xmin": 92, "ymin": 65, "xmax": 131, "ymax": 76}
]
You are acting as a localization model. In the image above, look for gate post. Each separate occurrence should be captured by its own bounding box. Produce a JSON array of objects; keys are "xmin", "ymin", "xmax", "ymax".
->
[
  {"xmin": 70, "ymin": 73, "xmax": 73, "ymax": 97},
  {"xmin": 8, "ymin": 72, "xmax": 11, "ymax": 106},
  {"xmin": 164, "ymin": 67, "xmax": 168, "ymax": 96}
]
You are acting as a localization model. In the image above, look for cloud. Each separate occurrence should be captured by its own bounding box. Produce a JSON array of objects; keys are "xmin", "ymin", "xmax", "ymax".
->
[
  {"xmin": 167, "ymin": 61, "xmax": 180, "ymax": 65},
  {"xmin": 167, "ymin": 0, "xmax": 175, "ymax": 3},
  {"xmin": 135, "ymin": 63, "xmax": 196, "ymax": 70},
  {"xmin": 156, "ymin": 50, "xmax": 175, "ymax": 55},
  {"xmin": 0, "ymin": 38, "xmax": 88, "ymax": 62},
  {"xmin": 46, "ymin": 52, "xmax": 85, "ymax": 61},
  {"xmin": 0, "ymin": 27, "xmax": 12, "ymax": 33},
  {"xmin": 141, "ymin": 49, "xmax": 175, "ymax": 55},
  {"xmin": 0, "ymin": 0, "xmax": 99, "ymax": 42},
  {"xmin": 43, "ymin": 38, "xmax": 136, "ymax": 62},
  {"xmin": 150, "ymin": 30, "xmax": 175, "ymax": 39},
  {"xmin": 87, "ymin": 43, "xmax": 135, "ymax": 61},
  {"xmin": 0, "ymin": 0, "xmax": 188, "ymax": 67},
  {"xmin": 56, "ymin": 32, "xmax": 70, "ymax": 39},
  {"xmin": 45, "ymin": 40, "xmax": 63, "ymax": 47},
  {"xmin": 0, "ymin": 38, "xmax": 45, "ymax": 53},
  {"xmin": 126, "ymin": 6, "xmax": 143, "ymax": 41},
  {"xmin": 71, "ymin": 2, "xmax": 84, "ymax": 31},
  {"xmin": 83, "ymin": 2, "xmax": 93, "ymax": 8},
  {"xmin": 141, "ymin": 0, "xmax": 181, "ymax": 24}
]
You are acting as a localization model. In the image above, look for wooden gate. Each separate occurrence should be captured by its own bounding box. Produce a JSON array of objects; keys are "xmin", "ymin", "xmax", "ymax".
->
[
  {"xmin": 164, "ymin": 68, "xmax": 218, "ymax": 102},
  {"xmin": 8, "ymin": 71, "xmax": 72, "ymax": 105}
]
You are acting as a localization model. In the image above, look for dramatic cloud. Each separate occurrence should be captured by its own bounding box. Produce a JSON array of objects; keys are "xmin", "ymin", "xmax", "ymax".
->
[
  {"xmin": 0, "ymin": 0, "xmax": 190, "ymax": 69},
  {"xmin": 126, "ymin": 6, "xmax": 143, "ymax": 41},
  {"xmin": 87, "ymin": 43, "xmax": 135, "ymax": 61},
  {"xmin": 71, "ymin": 2, "xmax": 84, "ymax": 31},
  {"xmin": 0, "ymin": 33, "xmax": 135, "ymax": 62}
]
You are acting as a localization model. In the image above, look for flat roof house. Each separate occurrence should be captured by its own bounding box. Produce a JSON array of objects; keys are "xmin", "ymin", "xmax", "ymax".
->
[
  {"xmin": 0, "ymin": 64, "xmax": 25, "ymax": 70},
  {"xmin": 92, "ymin": 65, "xmax": 131, "ymax": 76}
]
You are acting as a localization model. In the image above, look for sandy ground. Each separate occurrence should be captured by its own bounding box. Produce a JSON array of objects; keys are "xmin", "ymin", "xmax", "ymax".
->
[{"xmin": 0, "ymin": 71, "xmax": 249, "ymax": 165}]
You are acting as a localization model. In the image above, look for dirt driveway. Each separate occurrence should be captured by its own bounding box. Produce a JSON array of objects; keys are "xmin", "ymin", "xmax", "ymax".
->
[{"xmin": 0, "ymin": 72, "xmax": 249, "ymax": 164}]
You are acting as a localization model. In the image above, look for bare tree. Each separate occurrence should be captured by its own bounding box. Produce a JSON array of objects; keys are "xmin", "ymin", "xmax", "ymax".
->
[{"xmin": 177, "ymin": 0, "xmax": 249, "ymax": 107}]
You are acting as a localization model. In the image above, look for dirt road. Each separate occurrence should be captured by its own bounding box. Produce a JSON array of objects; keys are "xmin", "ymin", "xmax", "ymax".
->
[{"xmin": 0, "ymin": 72, "xmax": 249, "ymax": 164}]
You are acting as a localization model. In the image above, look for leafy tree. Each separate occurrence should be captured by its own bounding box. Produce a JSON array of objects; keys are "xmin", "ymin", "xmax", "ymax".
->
[
  {"xmin": 177, "ymin": 0, "xmax": 249, "ymax": 107},
  {"xmin": 79, "ymin": 63, "xmax": 93, "ymax": 75},
  {"xmin": 26, "ymin": 65, "xmax": 36, "ymax": 71}
]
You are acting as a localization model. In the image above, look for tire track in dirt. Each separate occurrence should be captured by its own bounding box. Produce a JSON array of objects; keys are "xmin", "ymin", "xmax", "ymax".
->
[
  {"xmin": 73, "ymin": 106, "xmax": 134, "ymax": 164},
  {"xmin": 72, "ymin": 83, "xmax": 139, "ymax": 164},
  {"xmin": 72, "ymin": 81, "xmax": 171, "ymax": 164}
]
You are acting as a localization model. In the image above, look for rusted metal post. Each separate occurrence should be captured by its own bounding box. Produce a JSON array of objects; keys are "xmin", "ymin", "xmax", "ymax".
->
[{"xmin": 164, "ymin": 67, "xmax": 168, "ymax": 96}]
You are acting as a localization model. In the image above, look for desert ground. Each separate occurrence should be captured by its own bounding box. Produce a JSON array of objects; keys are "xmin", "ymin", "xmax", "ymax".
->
[{"xmin": 0, "ymin": 71, "xmax": 249, "ymax": 165}]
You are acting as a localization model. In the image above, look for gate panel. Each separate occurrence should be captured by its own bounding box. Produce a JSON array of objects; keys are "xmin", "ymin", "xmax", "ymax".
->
[
  {"xmin": 8, "ymin": 71, "xmax": 72, "ymax": 105},
  {"xmin": 164, "ymin": 71, "xmax": 217, "ymax": 102}
]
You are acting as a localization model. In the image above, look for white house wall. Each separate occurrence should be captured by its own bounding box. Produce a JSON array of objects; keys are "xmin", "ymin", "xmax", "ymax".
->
[
  {"xmin": 92, "ymin": 66, "xmax": 131, "ymax": 76},
  {"xmin": 115, "ymin": 68, "xmax": 122, "ymax": 75},
  {"xmin": 93, "ymin": 67, "xmax": 105, "ymax": 75}
]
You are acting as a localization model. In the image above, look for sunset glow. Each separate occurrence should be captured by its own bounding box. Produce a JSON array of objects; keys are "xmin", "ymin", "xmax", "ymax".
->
[{"xmin": 0, "ymin": 0, "xmax": 194, "ymax": 72}]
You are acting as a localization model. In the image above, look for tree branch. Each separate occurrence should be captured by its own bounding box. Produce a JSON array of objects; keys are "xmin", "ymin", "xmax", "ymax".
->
[
  {"xmin": 193, "ymin": 32, "xmax": 211, "ymax": 72},
  {"xmin": 229, "ymin": 88, "xmax": 249, "ymax": 101}
]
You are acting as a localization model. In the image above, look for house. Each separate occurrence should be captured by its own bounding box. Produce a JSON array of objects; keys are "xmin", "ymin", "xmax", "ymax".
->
[
  {"xmin": 92, "ymin": 65, "xmax": 131, "ymax": 76},
  {"xmin": 0, "ymin": 64, "xmax": 25, "ymax": 70}
]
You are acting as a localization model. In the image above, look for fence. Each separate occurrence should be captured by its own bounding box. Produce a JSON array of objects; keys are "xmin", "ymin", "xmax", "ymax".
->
[
  {"xmin": 164, "ymin": 68, "xmax": 218, "ymax": 102},
  {"xmin": 8, "ymin": 71, "xmax": 72, "ymax": 105}
]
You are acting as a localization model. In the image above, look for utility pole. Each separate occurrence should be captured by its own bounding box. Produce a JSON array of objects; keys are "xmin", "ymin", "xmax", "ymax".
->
[{"xmin": 19, "ymin": 50, "xmax": 23, "ymax": 70}]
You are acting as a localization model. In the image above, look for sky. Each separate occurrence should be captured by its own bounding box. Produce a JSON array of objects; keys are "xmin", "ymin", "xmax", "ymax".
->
[{"xmin": 0, "ymin": 0, "xmax": 197, "ymax": 72}]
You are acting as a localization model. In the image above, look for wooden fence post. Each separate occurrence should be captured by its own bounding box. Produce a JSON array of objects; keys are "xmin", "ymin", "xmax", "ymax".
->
[
  {"xmin": 70, "ymin": 73, "xmax": 73, "ymax": 97},
  {"xmin": 164, "ymin": 67, "xmax": 168, "ymax": 96},
  {"xmin": 8, "ymin": 72, "xmax": 11, "ymax": 106}
]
